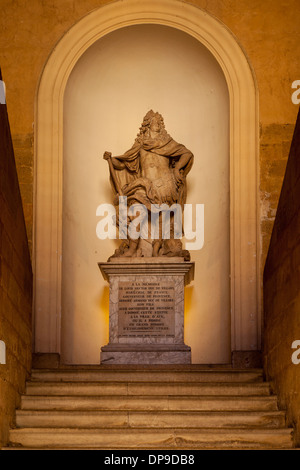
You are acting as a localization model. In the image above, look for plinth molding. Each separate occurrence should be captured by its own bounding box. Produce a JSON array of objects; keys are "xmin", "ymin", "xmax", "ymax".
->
[{"xmin": 99, "ymin": 258, "xmax": 195, "ymax": 285}]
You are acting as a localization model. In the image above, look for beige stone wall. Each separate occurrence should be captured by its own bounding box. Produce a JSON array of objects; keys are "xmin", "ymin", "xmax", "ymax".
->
[
  {"xmin": 0, "ymin": 0, "xmax": 299, "ymax": 273},
  {"xmin": 260, "ymin": 124, "xmax": 295, "ymax": 268},
  {"xmin": 0, "ymin": 75, "xmax": 33, "ymax": 447},
  {"xmin": 263, "ymin": 109, "xmax": 300, "ymax": 447}
]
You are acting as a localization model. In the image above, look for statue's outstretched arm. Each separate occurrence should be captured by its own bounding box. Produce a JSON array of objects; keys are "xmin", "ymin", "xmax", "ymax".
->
[{"xmin": 103, "ymin": 151, "xmax": 126, "ymax": 170}]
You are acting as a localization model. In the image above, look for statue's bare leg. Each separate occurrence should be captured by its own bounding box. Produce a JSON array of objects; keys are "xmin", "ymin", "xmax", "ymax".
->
[
  {"xmin": 136, "ymin": 238, "xmax": 153, "ymax": 257},
  {"xmin": 152, "ymin": 240, "xmax": 161, "ymax": 257},
  {"xmin": 119, "ymin": 238, "xmax": 138, "ymax": 257}
]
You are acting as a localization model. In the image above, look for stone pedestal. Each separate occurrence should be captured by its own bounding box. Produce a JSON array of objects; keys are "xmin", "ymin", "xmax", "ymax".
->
[{"xmin": 99, "ymin": 257, "xmax": 194, "ymax": 364}]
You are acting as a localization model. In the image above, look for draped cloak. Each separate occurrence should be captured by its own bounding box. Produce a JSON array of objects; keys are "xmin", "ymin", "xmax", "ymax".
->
[{"xmin": 109, "ymin": 134, "xmax": 194, "ymax": 211}]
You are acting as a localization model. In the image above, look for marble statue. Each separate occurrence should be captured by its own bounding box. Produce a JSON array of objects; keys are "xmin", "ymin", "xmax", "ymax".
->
[{"xmin": 103, "ymin": 110, "xmax": 193, "ymax": 259}]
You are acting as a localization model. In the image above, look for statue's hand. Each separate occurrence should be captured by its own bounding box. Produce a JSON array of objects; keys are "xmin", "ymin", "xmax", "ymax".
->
[
  {"xmin": 174, "ymin": 167, "xmax": 184, "ymax": 185},
  {"xmin": 103, "ymin": 151, "xmax": 112, "ymax": 160}
]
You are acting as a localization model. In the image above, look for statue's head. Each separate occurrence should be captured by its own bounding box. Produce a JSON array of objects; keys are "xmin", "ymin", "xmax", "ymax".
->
[{"xmin": 136, "ymin": 110, "xmax": 168, "ymax": 141}]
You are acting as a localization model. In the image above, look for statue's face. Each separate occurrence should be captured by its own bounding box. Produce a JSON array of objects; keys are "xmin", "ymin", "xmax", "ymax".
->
[{"xmin": 149, "ymin": 117, "xmax": 161, "ymax": 133}]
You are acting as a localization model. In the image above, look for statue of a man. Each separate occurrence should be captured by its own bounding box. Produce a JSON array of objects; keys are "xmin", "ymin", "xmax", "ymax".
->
[{"xmin": 103, "ymin": 110, "xmax": 193, "ymax": 259}]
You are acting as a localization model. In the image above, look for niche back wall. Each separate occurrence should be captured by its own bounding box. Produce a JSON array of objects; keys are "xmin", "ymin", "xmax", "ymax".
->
[{"xmin": 63, "ymin": 24, "xmax": 229, "ymax": 364}]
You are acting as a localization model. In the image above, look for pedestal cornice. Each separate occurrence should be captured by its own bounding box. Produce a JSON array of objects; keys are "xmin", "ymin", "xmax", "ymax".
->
[{"xmin": 99, "ymin": 257, "xmax": 195, "ymax": 286}]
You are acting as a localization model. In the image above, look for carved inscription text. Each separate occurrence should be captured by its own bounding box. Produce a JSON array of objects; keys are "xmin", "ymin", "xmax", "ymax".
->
[{"xmin": 118, "ymin": 280, "xmax": 175, "ymax": 337}]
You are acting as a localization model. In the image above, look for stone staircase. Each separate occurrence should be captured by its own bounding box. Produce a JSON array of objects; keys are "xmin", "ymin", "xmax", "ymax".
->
[{"xmin": 5, "ymin": 366, "xmax": 294, "ymax": 449}]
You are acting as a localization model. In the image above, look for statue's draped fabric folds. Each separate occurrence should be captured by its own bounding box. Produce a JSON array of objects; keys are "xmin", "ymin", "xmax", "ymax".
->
[{"xmin": 104, "ymin": 110, "xmax": 194, "ymax": 259}]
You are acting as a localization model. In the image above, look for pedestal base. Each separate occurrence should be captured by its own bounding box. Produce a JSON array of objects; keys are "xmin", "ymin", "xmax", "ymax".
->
[
  {"xmin": 101, "ymin": 343, "xmax": 191, "ymax": 365},
  {"xmin": 99, "ymin": 258, "xmax": 194, "ymax": 365}
]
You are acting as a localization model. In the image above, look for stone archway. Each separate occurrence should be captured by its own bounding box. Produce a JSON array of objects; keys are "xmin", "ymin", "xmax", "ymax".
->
[{"xmin": 33, "ymin": 0, "xmax": 259, "ymax": 360}]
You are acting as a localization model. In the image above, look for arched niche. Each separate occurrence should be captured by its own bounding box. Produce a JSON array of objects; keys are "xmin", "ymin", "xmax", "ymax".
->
[
  {"xmin": 33, "ymin": 0, "xmax": 260, "ymax": 362},
  {"xmin": 63, "ymin": 24, "xmax": 230, "ymax": 364}
]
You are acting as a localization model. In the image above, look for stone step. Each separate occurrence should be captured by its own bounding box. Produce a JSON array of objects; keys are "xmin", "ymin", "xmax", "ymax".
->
[
  {"xmin": 6, "ymin": 367, "xmax": 295, "ymax": 450},
  {"xmin": 15, "ymin": 409, "xmax": 286, "ymax": 429},
  {"xmin": 8, "ymin": 427, "xmax": 293, "ymax": 449},
  {"xmin": 30, "ymin": 368, "xmax": 264, "ymax": 383},
  {"xmin": 20, "ymin": 395, "xmax": 279, "ymax": 411},
  {"xmin": 25, "ymin": 381, "xmax": 270, "ymax": 397}
]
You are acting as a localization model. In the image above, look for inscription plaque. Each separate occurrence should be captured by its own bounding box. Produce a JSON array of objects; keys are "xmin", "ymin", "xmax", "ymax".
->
[
  {"xmin": 99, "ymin": 259, "xmax": 194, "ymax": 364},
  {"xmin": 118, "ymin": 280, "xmax": 175, "ymax": 337}
]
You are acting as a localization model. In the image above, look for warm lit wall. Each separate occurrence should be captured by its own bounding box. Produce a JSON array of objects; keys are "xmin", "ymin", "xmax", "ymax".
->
[
  {"xmin": 0, "ymin": 70, "xmax": 33, "ymax": 447},
  {"xmin": 263, "ymin": 108, "xmax": 300, "ymax": 447},
  {"xmin": 0, "ymin": 0, "xmax": 299, "ymax": 355},
  {"xmin": 62, "ymin": 24, "xmax": 230, "ymax": 364},
  {"xmin": 0, "ymin": 0, "xmax": 299, "ymax": 273}
]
